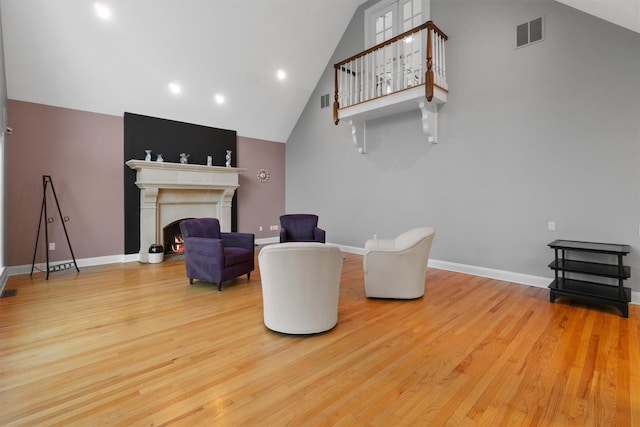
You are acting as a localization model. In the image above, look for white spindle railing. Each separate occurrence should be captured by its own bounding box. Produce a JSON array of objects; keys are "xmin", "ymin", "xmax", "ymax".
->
[{"xmin": 333, "ymin": 21, "xmax": 448, "ymax": 125}]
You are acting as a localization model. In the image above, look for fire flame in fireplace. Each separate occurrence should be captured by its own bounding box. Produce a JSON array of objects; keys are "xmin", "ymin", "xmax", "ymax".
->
[{"xmin": 171, "ymin": 235, "xmax": 184, "ymax": 253}]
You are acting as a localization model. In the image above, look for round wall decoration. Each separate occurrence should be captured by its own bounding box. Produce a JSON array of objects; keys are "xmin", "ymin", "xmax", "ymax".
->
[{"xmin": 257, "ymin": 168, "xmax": 270, "ymax": 183}]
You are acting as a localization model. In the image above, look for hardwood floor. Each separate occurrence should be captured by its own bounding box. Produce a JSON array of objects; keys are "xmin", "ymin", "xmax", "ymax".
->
[{"xmin": 1, "ymin": 248, "xmax": 638, "ymax": 426}]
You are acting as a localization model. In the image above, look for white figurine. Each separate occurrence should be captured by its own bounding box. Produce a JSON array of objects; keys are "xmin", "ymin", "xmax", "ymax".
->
[
  {"xmin": 225, "ymin": 150, "xmax": 232, "ymax": 168},
  {"xmin": 144, "ymin": 150, "xmax": 152, "ymax": 161}
]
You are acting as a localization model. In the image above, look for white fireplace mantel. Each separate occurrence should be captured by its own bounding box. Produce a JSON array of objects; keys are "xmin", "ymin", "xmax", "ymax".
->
[{"xmin": 126, "ymin": 160, "xmax": 246, "ymax": 262}]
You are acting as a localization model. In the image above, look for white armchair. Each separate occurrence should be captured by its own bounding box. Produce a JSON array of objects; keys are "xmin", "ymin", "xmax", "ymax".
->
[
  {"xmin": 258, "ymin": 242, "xmax": 343, "ymax": 334},
  {"xmin": 363, "ymin": 227, "xmax": 435, "ymax": 299}
]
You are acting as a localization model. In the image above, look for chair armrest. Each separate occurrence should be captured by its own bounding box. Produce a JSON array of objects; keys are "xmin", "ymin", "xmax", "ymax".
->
[
  {"xmin": 314, "ymin": 227, "xmax": 326, "ymax": 243},
  {"xmin": 279, "ymin": 228, "xmax": 287, "ymax": 243},
  {"xmin": 363, "ymin": 245, "xmax": 428, "ymax": 278},
  {"xmin": 221, "ymin": 232, "xmax": 255, "ymax": 251},
  {"xmin": 183, "ymin": 237, "xmax": 224, "ymax": 266}
]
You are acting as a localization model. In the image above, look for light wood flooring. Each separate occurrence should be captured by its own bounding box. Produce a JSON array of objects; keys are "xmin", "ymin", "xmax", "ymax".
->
[{"xmin": 1, "ymin": 248, "xmax": 639, "ymax": 426}]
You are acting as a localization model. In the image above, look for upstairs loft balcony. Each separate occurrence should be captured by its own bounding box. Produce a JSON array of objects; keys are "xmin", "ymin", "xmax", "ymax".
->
[{"xmin": 333, "ymin": 21, "xmax": 448, "ymax": 152}]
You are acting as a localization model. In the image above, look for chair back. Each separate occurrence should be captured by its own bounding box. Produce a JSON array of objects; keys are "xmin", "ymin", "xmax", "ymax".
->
[
  {"xmin": 180, "ymin": 218, "xmax": 221, "ymax": 239},
  {"xmin": 259, "ymin": 242, "xmax": 343, "ymax": 334},
  {"xmin": 395, "ymin": 227, "xmax": 435, "ymax": 253},
  {"xmin": 279, "ymin": 214, "xmax": 319, "ymax": 241},
  {"xmin": 364, "ymin": 227, "xmax": 435, "ymax": 299}
]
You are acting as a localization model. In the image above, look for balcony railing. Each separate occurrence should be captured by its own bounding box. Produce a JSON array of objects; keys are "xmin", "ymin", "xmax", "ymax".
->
[{"xmin": 333, "ymin": 21, "xmax": 448, "ymax": 125}]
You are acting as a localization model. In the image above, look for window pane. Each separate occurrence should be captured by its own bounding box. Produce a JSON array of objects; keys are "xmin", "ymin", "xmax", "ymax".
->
[
  {"xmin": 376, "ymin": 16, "xmax": 383, "ymax": 33},
  {"xmin": 385, "ymin": 11, "xmax": 393, "ymax": 31},
  {"xmin": 384, "ymin": 28, "xmax": 393, "ymax": 40}
]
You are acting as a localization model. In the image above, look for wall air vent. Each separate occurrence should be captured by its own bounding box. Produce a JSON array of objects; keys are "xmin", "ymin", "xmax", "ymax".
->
[
  {"xmin": 516, "ymin": 17, "xmax": 543, "ymax": 48},
  {"xmin": 320, "ymin": 93, "xmax": 330, "ymax": 109}
]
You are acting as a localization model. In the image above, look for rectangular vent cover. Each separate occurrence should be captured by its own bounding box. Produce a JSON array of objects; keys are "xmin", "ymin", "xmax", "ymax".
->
[
  {"xmin": 1, "ymin": 289, "xmax": 17, "ymax": 298},
  {"xmin": 320, "ymin": 93, "xmax": 330, "ymax": 109},
  {"xmin": 516, "ymin": 17, "xmax": 543, "ymax": 48}
]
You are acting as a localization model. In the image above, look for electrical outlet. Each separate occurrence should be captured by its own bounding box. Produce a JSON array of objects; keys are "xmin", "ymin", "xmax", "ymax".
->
[
  {"xmin": 270, "ymin": 225, "xmax": 279, "ymax": 231},
  {"xmin": 548, "ymin": 221, "xmax": 556, "ymax": 232},
  {"xmin": 259, "ymin": 226, "xmax": 263, "ymax": 231},
  {"xmin": 49, "ymin": 242, "xmax": 55, "ymax": 251}
]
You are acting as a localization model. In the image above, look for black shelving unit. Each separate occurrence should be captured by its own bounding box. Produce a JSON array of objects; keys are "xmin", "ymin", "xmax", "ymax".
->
[{"xmin": 548, "ymin": 240, "xmax": 631, "ymax": 317}]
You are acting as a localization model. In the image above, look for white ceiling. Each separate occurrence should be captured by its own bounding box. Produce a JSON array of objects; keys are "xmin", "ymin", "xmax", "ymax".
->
[
  {"xmin": 0, "ymin": 0, "xmax": 637, "ymax": 143},
  {"xmin": 555, "ymin": 0, "xmax": 640, "ymax": 34},
  {"xmin": 0, "ymin": 0, "xmax": 364, "ymax": 143}
]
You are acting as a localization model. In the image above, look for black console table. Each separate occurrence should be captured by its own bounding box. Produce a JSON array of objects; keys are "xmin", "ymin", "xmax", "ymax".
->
[{"xmin": 548, "ymin": 240, "xmax": 631, "ymax": 317}]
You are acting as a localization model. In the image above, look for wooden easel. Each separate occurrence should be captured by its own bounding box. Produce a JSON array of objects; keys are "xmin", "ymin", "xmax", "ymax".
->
[{"xmin": 30, "ymin": 175, "xmax": 79, "ymax": 279}]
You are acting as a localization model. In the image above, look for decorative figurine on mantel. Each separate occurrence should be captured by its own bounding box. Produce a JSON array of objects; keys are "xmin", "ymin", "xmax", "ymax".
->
[
  {"xmin": 179, "ymin": 153, "xmax": 190, "ymax": 164},
  {"xmin": 145, "ymin": 150, "xmax": 152, "ymax": 161},
  {"xmin": 225, "ymin": 150, "xmax": 232, "ymax": 168},
  {"xmin": 156, "ymin": 154, "xmax": 163, "ymax": 162}
]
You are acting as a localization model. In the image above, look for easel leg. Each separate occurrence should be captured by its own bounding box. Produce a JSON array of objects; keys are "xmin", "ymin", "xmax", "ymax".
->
[{"xmin": 29, "ymin": 175, "xmax": 80, "ymax": 279}]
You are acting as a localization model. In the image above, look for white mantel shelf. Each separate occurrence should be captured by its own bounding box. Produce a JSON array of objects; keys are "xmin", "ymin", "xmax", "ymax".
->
[
  {"xmin": 126, "ymin": 160, "xmax": 246, "ymax": 188},
  {"xmin": 126, "ymin": 160, "xmax": 246, "ymax": 262}
]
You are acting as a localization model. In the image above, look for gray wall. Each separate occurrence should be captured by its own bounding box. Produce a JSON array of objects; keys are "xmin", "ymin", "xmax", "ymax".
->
[{"xmin": 286, "ymin": 0, "xmax": 640, "ymax": 292}]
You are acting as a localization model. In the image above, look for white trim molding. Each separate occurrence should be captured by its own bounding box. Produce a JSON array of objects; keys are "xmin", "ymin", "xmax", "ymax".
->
[
  {"xmin": 6, "ymin": 246, "xmax": 639, "ymax": 306},
  {"xmin": 336, "ymin": 245, "xmax": 640, "ymax": 306}
]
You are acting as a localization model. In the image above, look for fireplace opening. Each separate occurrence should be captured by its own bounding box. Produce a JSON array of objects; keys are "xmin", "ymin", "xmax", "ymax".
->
[{"xmin": 163, "ymin": 218, "xmax": 193, "ymax": 256}]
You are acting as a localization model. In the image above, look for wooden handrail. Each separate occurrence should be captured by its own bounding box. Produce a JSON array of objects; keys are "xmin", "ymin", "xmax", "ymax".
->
[
  {"xmin": 333, "ymin": 20, "xmax": 448, "ymax": 125},
  {"xmin": 334, "ymin": 21, "xmax": 447, "ymax": 69}
]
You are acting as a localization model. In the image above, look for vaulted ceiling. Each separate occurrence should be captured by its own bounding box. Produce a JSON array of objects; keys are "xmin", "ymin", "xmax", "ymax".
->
[
  {"xmin": 0, "ymin": 0, "xmax": 637, "ymax": 143},
  {"xmin": 556, "ymin": 0, "xmax": 640, "ymax": 34},
  {"xmin": 0, "ymin": 0, "xmax": 365, "ymax": 142}
]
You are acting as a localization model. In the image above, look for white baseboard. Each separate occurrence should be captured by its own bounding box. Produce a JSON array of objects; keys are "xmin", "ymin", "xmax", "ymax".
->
[
  {"xmin": 427, "ymin": 259, "xmax": 551, "ymax": 288},
  {"xmin": 335, "ymin": 244, "xmax": 365, "ymax": 256},
  {"xmin": 7, "ymin": 254, "xmax": 139, "ymax": 277},
  {"xmin": 256, "ymin": 237, "xmax": 279, "ymax": 245},
  {"xmin": 337, "ymin": 244, "xmax": 640, "ymax": 306},
  {"xmin": 426, "ymin": 258, "xmax": 640, "ymax": 305},
  {"xmin": 6, "ymin": 246, "xmax": 639, "ymax": 306},
  {"xmin": 0, "ymin": 266, "xmax": 8, "ymax": 295}
]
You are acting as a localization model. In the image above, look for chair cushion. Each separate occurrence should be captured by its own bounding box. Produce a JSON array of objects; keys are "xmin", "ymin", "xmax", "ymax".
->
[
  {"xmin": 180, "ymin": 218, "xmax": 221, "ymax": 239},
  {"xmin": 224, "ymin": 247, "xmax": 253, "ymax": 267}
]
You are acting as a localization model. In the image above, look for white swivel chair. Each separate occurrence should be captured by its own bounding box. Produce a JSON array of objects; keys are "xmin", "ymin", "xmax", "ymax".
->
[
  {"xmin": 363, "ymin": 227, "xmax": 435, "ymax": 299},
  {"xmin": 258, "ymin": 242, "xmax": 343, "ymax": 334}
]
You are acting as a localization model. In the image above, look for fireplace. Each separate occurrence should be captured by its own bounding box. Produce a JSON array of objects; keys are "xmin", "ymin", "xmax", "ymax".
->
[
  {"xmin": 163, "ymin": 218, "xmax": 192, "ymax": 255},
  {"xmin": 126, "ymin": 160, "xmax": 246, "ymax": 262}
]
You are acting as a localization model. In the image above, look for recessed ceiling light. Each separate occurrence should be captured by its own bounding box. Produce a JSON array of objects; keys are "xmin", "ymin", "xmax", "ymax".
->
[
  {"xmin": 276, "ymin": 69, "xmax": 286, "ymax": 81},
  {"xmin": 93, "ymin": 3, "xmax": 111, "ymax": 19},
  {"xmin": 168, "ymin": 82, "xmax": 181, "ymax": 94},
  {"xmin": 214, "ymin": 94, "xmax": 225, "ymax": 104}
]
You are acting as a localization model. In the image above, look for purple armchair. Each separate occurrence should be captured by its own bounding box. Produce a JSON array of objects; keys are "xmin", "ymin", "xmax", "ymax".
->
[
  {"xmin": 279, "ymin": 214, "xmax": 326, "ymax": 243},
  {"xmin": 179, "ymin": 218, "xmax": 255, "ymax": 291}
]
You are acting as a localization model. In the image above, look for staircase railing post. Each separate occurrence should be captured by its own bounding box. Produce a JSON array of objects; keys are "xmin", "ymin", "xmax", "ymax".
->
[
  {"xmin": 425, "ymin": 22, "xmax": 434, "ymax": 102},
  {"xmin": 333, "ymin": 65, "xmax": 340, "ymax": 125}
]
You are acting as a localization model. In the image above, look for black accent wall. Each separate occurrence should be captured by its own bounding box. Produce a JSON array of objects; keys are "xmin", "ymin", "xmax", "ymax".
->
[{"xmin": 124, "ymin": 112, "xmax": 237, "ymax": 255}]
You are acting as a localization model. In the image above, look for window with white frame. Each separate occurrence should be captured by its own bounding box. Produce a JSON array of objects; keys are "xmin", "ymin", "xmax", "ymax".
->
[
  {"xmin": 364, "ymin": 0, "xmax": 429, "ymax": 48},
  {"xmin": 364, "ymin": 0, "xmax": 429, "ymax": 95}
]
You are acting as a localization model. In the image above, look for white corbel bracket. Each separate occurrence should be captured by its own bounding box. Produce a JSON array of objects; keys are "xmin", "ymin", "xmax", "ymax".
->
[
  {"xmin": 419, "ymin": 101, "xmax": 438, "ymax": 144},
  {"xmin": 348, "ymin": 119, "xmax": 366, "ymax": 154}
]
